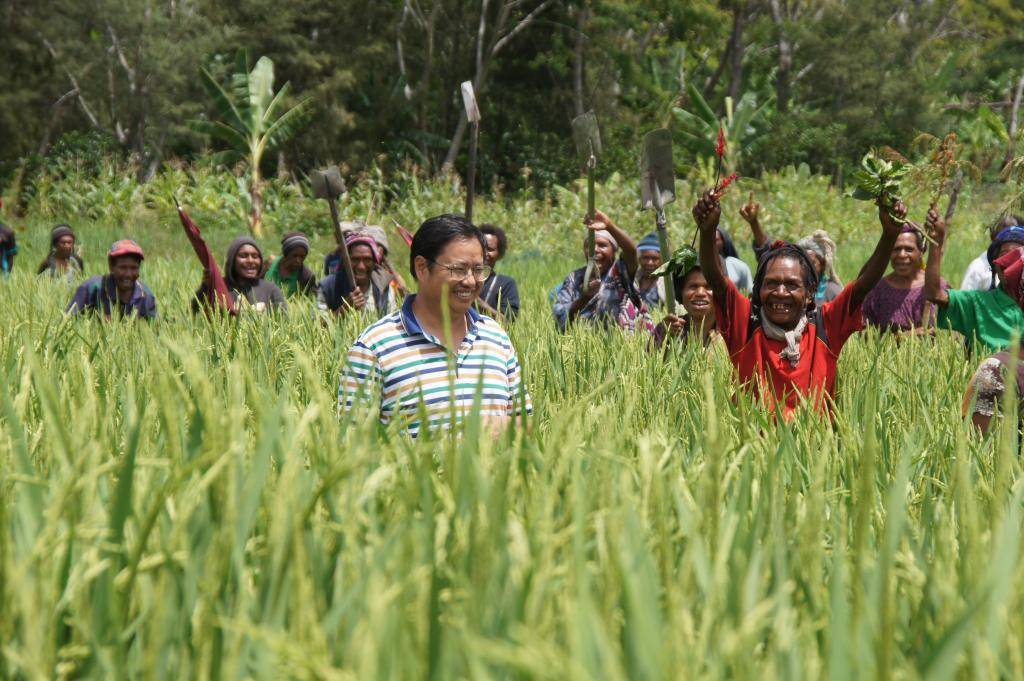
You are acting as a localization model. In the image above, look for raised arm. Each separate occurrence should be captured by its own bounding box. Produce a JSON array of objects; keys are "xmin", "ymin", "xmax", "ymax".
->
[
  {"xmin": 924, "ymin": 205, "xmax": 950, "ymax": 306},
  {"xmin": 848, "ymin": 199, "xmax": 905, "ymax": 307},
  {"xmin": 694, "ymin": 189, "xmax": 729, "ymax": 302},
  {"xmin": 740, "ymin": 193, "xmax": 769, "ymax": 250},
  {"xmin": 591, "ymin": 209, "xmax": 638, "ymax": 278}
]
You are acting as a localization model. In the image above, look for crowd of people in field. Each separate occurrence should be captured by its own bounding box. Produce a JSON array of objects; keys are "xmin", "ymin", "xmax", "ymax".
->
[{"xmin": 3, "ymin": 187, "xmax": 1024, "ymax": 437}]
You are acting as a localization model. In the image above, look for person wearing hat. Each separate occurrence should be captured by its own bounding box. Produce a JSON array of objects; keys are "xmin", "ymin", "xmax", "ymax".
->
[
  {"xmin": 324, "ymin": 219, "xmax": 368, "ymax": 276},
  {"xmin": 194, "ymin": 237, "xmax": 286, "ymax": 314},
  {"xmin": 317, "ymin": 231, "xmax": 400, "ymax": 317},
  {"xmin": 38, "ymin": 224, "xmax": 84, "ymax": 281},
  {"xmin": 66, "ymin": 239, "xmax": 156, "ymax": 319},
  {"xmin": 634, "ymin": 233, "xmax": 666, "ymax": 309},
  {"xmin": 0, "ymin": 222, "xmax": 17, "ymax": 276},
  {"xmin": 552, "ymin": 209, "xmax": 651, "ymax": 333},
  {"xmin": 959, "ymin": 215, "xmax": 1024, "ymax": 290},
  {"xmin": 476, "ymin": 223, "xmax": 520, "ymax": 322},
  {"xmin": 925, "ymin": 214, "xmax": 1024, "ymax": 352},
  {"xmin": 266, "ymin": 231, "xmax": 317, "ymax": 297},
  {"xmin": 364, "ymin": 223, "xmax": 411, "ymax": 296}
]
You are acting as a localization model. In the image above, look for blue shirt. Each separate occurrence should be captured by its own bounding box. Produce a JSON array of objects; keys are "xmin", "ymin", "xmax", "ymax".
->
[{"xmin": 67, "ymin": 275, "xmax": 157, "ymax": 319}]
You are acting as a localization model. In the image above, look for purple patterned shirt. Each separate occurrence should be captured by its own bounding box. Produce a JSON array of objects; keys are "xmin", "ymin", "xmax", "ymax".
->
[{"xmin": 862, "ymin": 277, "xmax": 948, "ymax": 332}]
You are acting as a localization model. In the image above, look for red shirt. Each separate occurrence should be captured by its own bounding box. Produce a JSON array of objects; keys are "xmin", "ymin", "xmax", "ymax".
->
[{"xmin": 715, "ymin": 278, "xmax": 863, "ymax": 417}]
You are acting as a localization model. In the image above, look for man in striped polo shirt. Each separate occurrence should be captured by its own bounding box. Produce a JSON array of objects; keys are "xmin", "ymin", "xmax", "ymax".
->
[{"xmin": 339, "ymin": 214, "xmax": 531, "ymax": 436}]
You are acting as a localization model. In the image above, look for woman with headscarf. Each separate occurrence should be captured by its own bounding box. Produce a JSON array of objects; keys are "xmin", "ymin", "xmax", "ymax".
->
[
  {"xmin": 926, "ymin": 217, "xmax": 1024, "ymax": 352},
  {"xmin": 634, "ymin": 233, "xmax": 666, "ymax": 309},
  {"xmin": 552, "ymin": 209, "xmax": 651, "ymax": 333},
  {"xmin": 740, "ymin": 197, "xmax": 842, "ymax": 305},
  {"xmin": 317, "ymin": 231, "xmax": 399, "ymax": 317},
  {"xmin": 863, "ymin": 223, "xmax": 949, "ymax": 332},
  {"xmin": 962, "ymin": 247, "xmax": 1024, "ymax": 435},
  {"xmin": 960, "ymin": 215, "xmax": 1024, "ymax": 290},
  {"xmin": 654, "ymin": 265, "xmax": 719, "ymax": 348},
  {"xmin": 193, "ymin": 237, "xmax": 286, "ymax": 313},
  {"xmin": 694, "ymin": 188, "xmax": 905, "ymax": 418},
  {"xmin": 266, "ymin": 231, "xmax": 317, "ymax": 297},
  {"xmin": 37, "ymin": 224, "xmax": 84, "ymax": 281}
]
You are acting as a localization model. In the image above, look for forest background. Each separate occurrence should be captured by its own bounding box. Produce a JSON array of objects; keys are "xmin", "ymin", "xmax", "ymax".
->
[{"xmin": 1, "ymin": 0, "xmax": 1023, "ymax": 208}]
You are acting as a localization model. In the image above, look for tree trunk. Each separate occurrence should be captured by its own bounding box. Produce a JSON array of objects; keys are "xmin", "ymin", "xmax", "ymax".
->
[
  {"xmin": 251, "ymin": 166, "xmax": 264, "ymax": 238},
  {"xmin": 573, "ymin": 4, "xmax": 587, "ymax": 117},
  {"xmin": 440, "ymin": 0, "xmax": 553, "ymax": 172},
  {"xmin": 1002, "ymin": 74, "xmax": 1024, "ymax": 173},
  {"xmin": 769, "ymin": 0, "xmax": 792, "ymax": 113},
  {"xmin": 728, "ymin": 1, "xmax": 747, "ymax": 102}
]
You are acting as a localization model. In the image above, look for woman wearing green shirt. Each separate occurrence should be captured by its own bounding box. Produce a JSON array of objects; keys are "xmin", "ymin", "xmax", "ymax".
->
[
  {"xmin": 266, "ymin": 231, "xmax": 317, "ymax": 298},
  {"xmin": 925, "ymin": 210, "xmax": 1024, "ymax": 352}
]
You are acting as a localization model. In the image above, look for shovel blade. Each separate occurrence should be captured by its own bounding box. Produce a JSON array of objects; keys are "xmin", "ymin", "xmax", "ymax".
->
[
  {"xmin": 640, "ymin": 128, "xmax": 675, "ymax": 211},
  {"xmin": 311, "ymin": 165, "xmax": 347, "ymax": 200},
  {"xmin": 571, "ymin": 111, "xmax": 602, "ymax": 167},
  {"xmin": 461, "ymin": 81, "xmax": 481, "ymax": 123}
]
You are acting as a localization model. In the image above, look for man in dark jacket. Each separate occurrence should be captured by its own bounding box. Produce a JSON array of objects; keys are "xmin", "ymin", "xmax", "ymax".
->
[
  {"xmin": 476, "ymin": 223, "xmax": 520, "ymax": 322},
  {"xmin": 67, "ymin": 239, "xmax": 157, "ymax": 319},
  {"xmin": 317, "ymin": 232, "xmax": 398, "ymax": 317}
]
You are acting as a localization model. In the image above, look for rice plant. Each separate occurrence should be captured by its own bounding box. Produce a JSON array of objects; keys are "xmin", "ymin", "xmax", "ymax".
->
[{"xmin": 1, "ymin": 170, "xmax": 1022, "ymax": 679}]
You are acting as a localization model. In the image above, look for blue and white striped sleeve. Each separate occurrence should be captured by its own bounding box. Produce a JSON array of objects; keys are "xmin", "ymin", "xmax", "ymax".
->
[
  {"xmin": 504, "ymin": 342, "xmax": 532, "ymax": 417},
  {"xmin": 339, "ymin": 339, "xmax": 382, "ymax": 416}
]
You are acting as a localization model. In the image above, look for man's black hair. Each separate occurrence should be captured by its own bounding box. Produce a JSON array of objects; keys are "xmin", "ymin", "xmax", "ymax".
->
[
  {"xmin": 409, "ymin": 214, "xmax": 487, "ymax": 280},
  {"xmin": 478, "ymin": 223, "xmax": 508, "ymax": 258},
  {"xmin": 750, "ymin": 242, "xmax": 819, "ymax": 321}
]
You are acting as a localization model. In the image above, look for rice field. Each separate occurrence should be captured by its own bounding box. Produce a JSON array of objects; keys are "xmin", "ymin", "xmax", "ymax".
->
[{"xmin": 2, "ymin": 173, "xmax": 1023, "ymax": 679}]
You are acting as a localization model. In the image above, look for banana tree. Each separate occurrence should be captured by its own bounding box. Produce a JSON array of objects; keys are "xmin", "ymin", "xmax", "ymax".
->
[
  {"xmin": 672, "ymin": 82, "xmax": 773, "ymax": 174},
  {"xmin": 190, "ymin": 51, "xmax": 312, "ymax": 237}
]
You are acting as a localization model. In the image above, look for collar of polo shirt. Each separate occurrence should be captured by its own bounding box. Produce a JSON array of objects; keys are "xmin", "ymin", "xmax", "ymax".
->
[{"xmin": 400, "ymin": 294, "xmax": 482, "ymax": 338}]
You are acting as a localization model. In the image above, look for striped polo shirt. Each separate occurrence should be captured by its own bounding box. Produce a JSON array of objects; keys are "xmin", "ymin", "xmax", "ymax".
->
[{"xmin": 339, "ymin": 295, "xmax": 532, "ymax": 436}]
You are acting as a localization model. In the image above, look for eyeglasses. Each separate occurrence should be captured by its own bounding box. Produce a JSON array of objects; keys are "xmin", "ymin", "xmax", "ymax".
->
[{"xmin": 428, "ymin": 260, "xmax": 492, "ymax": 281}]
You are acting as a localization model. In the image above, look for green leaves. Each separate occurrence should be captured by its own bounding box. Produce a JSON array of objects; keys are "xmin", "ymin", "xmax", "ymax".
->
[
  {"xmin": 849, "ymin": 151, "xmax": 910, "ymax": 220},
  {"xmin": 651, "ymin": 245, "xmax": 697, "ymax": 278},
  {"xmin": 191, "ymin": 49, "xmax": 313, "ymax": 163}
]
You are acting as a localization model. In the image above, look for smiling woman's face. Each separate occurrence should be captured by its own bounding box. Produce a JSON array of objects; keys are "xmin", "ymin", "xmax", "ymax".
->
[{"xmin": 234, "ymin": 245, "xmax": 262, "ymax": 281}]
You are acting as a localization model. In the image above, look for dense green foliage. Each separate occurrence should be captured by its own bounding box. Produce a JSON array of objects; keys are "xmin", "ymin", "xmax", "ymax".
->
[
  {"xmin": 2, "ymin": 0, "xmax": 1022, "ymax": 195},
  {"xmin": 3, "ymin": 168, "xmax": 1024, "ymax": 677}
]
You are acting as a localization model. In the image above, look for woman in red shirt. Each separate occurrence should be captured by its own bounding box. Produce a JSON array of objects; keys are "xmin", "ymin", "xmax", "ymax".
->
[{"xmin": 693, "ymin": 189, "xmax": 909, "ymax": 417}]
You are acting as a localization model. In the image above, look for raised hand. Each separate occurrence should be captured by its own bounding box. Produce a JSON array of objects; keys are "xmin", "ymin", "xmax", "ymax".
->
[
  {"xmin": 925, "ymin": 203, "xmax": 947, "ymax": 245},
  {"xmin": 739, "ymin": 192, "xmax": 760, "ymax": 225},
  {"xmin": 878, "ymin": 198, "xmax": 908, "ymax": 235},
  {"xmin": 692, "ymin": 189, "xmax": 722, "ymax": 234},
  {"xmin": 588, "ymin": 208, "xmax": 613, "ymax": 228}
]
